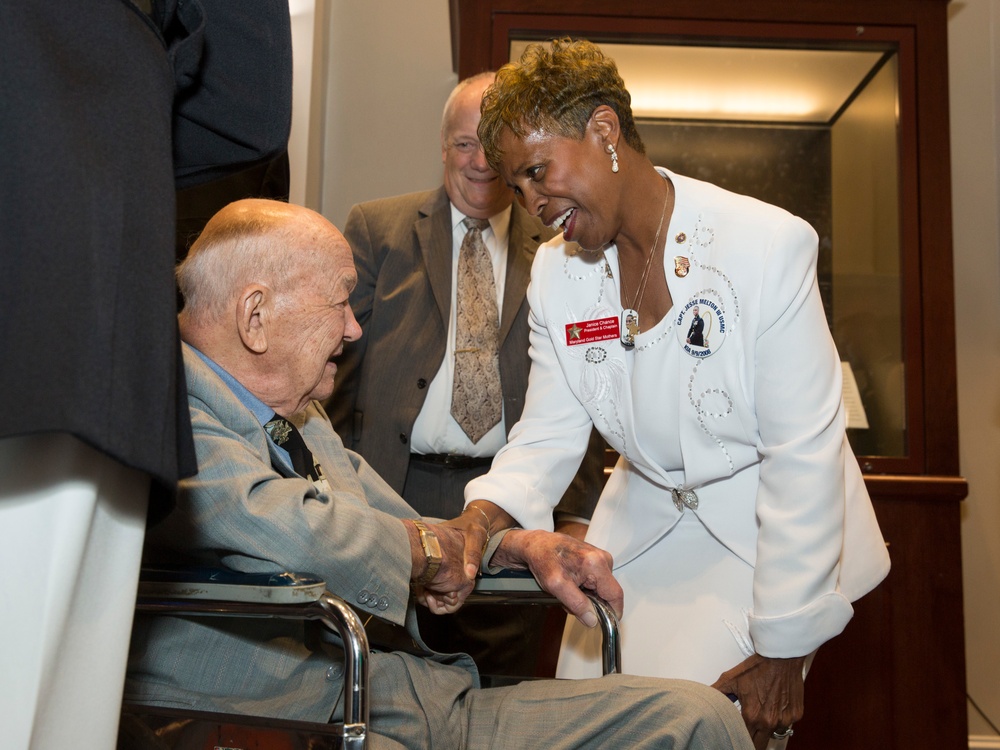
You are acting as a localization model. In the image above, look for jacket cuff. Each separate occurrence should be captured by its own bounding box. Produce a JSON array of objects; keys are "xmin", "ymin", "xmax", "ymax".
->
[
  {"xmin": 481, "ymin": 527, "xmax": 518, "ymax": 574},
  {"xmin": 749, "ymin": 591, "xmax": 854, "ymax": 657}
]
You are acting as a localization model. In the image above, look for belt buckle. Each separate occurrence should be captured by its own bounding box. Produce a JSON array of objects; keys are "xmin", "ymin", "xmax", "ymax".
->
[{"xmin": 671, "ymin": 487, "xmax": 699, "ymax": 512}]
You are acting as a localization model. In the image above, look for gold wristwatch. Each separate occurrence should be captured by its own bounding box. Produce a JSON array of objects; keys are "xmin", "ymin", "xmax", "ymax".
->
[{"xmin": 412, "ymin": 520, "xmax": 442, "ymax": 584}]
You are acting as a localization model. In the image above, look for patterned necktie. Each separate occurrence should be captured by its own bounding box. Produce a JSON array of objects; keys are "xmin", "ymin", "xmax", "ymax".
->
[
  {"xmin": 451, "ymin": 217, "xmax": 502, "ymax": 443},
  {"xmin": 265, "ymin": 415, "xmax": 322, "ymax": 481}
]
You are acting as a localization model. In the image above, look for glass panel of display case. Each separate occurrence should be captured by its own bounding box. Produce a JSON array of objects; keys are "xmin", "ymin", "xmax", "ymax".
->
[{"xmin": 509, "ymin": 39, "xmax": 906, "ymax": 458}]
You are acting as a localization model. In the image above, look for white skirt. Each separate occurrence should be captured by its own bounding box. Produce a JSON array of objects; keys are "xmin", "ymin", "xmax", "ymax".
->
[{"xmin": 558, "ymin": 509, "xmax": 756, "ymax": 685}]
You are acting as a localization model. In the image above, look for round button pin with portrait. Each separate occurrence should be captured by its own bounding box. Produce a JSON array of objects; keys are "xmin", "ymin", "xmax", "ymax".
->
[{"xmin": 675, "ymin": 293, "xmax": 727, "ymax": 359}]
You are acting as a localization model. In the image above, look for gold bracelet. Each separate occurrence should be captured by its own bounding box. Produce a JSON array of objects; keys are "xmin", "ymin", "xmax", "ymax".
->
[
  {"xmin": 467, "ymin": 503, "xmax": 492, "ymax": 556},
  {"xmin": 467, "ymin": 504, "xmax": 492, "ymax": 536}
]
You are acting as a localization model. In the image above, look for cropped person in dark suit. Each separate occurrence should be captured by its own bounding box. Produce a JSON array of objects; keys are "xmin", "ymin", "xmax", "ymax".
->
[
  {"xmin": 0, "ymin": 2, "xmax": 201, "ymax": 747},
  {"xmin": 0, "ymin": 3, "xmax": 296, "ymax": 747},
  {"xmin": 327, "ymin": 73, "xmax": 606, "ymax": 676}
]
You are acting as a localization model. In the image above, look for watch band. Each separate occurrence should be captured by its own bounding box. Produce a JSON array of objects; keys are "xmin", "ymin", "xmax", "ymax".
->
[{"xmin": 412, "ymin": 520, "xmax": 442, "ymax": 584}]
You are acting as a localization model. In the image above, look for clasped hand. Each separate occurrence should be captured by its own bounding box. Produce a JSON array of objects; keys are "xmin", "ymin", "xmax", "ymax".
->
[
  {"xmin": 413, "ymin": 509, "xmax": 623, "ymax": 628},
  {"xmin": 408, "ymin": 514, "xmax": 479, "ymax": 614}
]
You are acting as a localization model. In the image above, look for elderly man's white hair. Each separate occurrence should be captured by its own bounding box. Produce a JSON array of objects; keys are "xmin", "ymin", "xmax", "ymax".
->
[{"xmin": 176, "ymin": 199, "xmax": 320, "ymax": 324}]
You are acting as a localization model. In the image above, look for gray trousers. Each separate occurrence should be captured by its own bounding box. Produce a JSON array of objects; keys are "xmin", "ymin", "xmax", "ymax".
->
[{"xmin": 336, "ymin": 651, "xmax": 753, "ymax": 750}]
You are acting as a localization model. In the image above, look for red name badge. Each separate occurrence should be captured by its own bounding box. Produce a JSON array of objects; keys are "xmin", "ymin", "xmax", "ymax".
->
[{"xmin": 565, "ymin": 316, "xmax": 620, "ymax": 346}]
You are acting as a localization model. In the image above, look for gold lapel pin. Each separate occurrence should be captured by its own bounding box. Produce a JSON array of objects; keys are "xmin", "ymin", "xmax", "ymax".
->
[{"xmin": 674, "ymin": 256, "xmax": 690, "ymax": 278}]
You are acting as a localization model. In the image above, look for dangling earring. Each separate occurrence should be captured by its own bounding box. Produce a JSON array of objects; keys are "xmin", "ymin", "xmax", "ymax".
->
[{"xmin": 607, "ymin": 143, "xmax": 619, "ymax": 173}]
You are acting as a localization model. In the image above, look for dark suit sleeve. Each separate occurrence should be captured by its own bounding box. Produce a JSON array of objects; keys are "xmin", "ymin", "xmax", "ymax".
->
[
  {"xmin": 553, "ymin": 427, "xmax": 607, "ymax": 522},
  {"xmin": 325, "ymin": 203, "xmax": 376, "ymax": 446},
  {"xmin": 172, "ymin": 0, "xmax": 292, "ymax": 189}
]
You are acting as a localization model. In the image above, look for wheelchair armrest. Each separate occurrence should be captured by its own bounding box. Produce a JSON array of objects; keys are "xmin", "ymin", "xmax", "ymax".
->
[
  {"xmin": 133, "ymin": 566, "xmax": 369, "ymax": 748},
  {"xmin": 138, "ymin": 565, "xmax": 327, "ymax": 604},
  {"xmin": 473, "ymin": 568, "xmax": 553, "ymax": 594},
  {"xmin": 471, "ymin": 569, "xmax": 622, "ymax": 675}
]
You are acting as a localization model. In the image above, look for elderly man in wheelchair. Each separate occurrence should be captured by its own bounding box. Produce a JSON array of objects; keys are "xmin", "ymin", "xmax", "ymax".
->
[{"xmin": 122, "ymin": 199, "xmax": 751, "ymax": 750}]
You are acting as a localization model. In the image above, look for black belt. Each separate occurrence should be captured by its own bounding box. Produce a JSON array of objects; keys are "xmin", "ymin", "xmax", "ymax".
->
[
  {"xmin": 410, "ymin": 453, "xmax": 494, "ymax": 470},
  {"xmin": 363, "ymin": 616, "xmax": 428, "ymax": 656}
]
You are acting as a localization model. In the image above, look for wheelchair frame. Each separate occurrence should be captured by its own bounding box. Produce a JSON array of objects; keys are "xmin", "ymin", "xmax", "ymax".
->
[{"xmin": 120, "ymin": 567, "xmax": 621, "ymax": 750}]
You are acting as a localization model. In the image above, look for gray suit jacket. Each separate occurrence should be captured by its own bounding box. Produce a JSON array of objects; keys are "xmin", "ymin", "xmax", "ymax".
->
[
  {"xmin": 125, "ymin": 344, "xmax": 474, "ymax": 722},
  {"xmin": 327, "ymin": 187, "xmax": 604, "ymax": 517}
]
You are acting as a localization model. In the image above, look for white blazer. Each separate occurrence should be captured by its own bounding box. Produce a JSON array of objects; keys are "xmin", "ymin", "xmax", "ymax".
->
[{"xmin": 467, "ymin": 169, "xmax": 890, "ymax": 658}]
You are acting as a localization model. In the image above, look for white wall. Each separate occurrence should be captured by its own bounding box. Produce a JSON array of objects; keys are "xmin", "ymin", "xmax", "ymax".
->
[
  {"xmin": 288, "ymin": 0, "xmax": 317, "ymax": 208},
  {"xmin": 949, "ymin": 0, "xmax": 1000, "ymax": 741},
  {"xmin": 306, "ymin": 0, "xmax": 1000, "ymax": 741},
  {"xmin": 316, "ymin": 0, "xmax": 456, "ymax": 227}
]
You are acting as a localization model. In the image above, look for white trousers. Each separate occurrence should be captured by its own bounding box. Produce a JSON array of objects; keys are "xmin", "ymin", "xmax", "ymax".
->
[{"xmin": 0, "ymin": 433, "xmax": 150, "ymax": 750}]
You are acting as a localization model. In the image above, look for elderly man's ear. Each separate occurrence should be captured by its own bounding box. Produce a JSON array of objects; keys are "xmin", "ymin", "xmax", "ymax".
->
[{"xmin": 239, "ymin": 286, "xmax": 270, "ymax": 353}]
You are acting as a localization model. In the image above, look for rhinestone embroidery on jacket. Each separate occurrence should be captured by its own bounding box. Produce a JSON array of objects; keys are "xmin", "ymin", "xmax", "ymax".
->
[
  {"xmin": 555, "ymin": 212, "xmax": 743, "ymax": 476},
  {"xmin": 687, "ymin": 361, "xmax": 735, "ymax": 475}
]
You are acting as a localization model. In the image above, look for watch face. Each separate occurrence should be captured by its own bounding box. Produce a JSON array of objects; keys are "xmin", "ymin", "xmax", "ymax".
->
[
  {"xmin": 413, "ymin": 521, "xmax": 443, "ymax": 584},
  {"xmin": 423, "ymin": 528, "xmax": 443, "ymax": 562},
  {"xmin": 415, "ymin": 521, "xmax": 442, "ymax": 562}
]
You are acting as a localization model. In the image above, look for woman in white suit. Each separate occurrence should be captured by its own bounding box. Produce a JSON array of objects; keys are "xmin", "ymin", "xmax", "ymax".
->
[{"xmin": 452, "ymin": 39, "xmax": 890, "ymax": 749}]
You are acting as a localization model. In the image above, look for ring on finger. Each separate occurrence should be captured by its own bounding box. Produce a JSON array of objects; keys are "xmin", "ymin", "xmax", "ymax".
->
[{"xmin": 771, "ymin": 726, "xmax": 794, "ymax": 740}]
